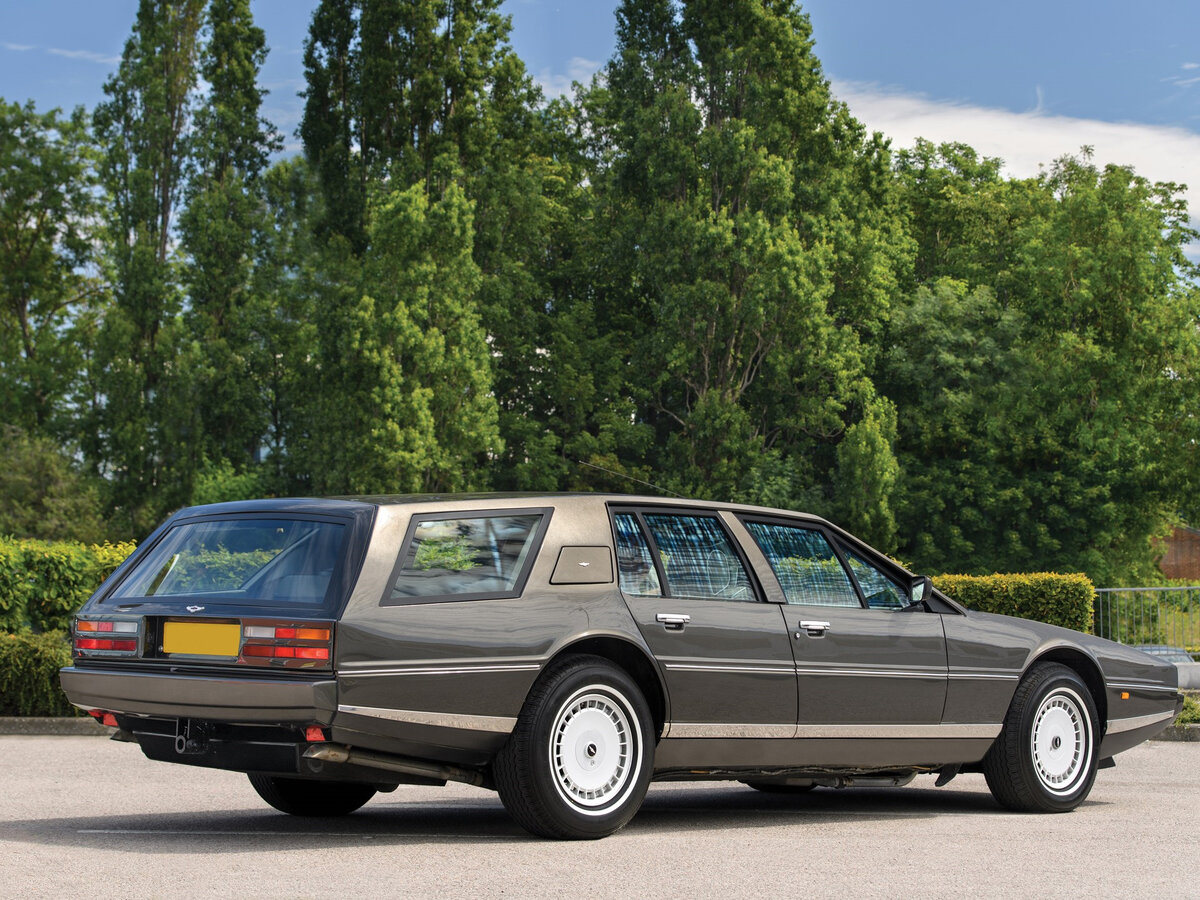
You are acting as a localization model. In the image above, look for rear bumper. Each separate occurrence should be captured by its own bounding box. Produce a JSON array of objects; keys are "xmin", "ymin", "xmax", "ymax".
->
[{"xmin": 59, "ymin": 666, "xmax": 337, "ymax": 724}]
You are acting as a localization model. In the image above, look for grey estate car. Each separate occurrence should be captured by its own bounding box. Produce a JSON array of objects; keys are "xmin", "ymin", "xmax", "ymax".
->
[{"xmin": 60, "ymin": 494, "xmax": 1183, "ymax": 839}]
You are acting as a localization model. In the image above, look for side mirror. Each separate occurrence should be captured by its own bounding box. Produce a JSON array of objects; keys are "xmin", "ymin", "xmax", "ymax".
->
[{"xmin": 902, "ymin": 575, "xmax": 933, "ymax": 612}]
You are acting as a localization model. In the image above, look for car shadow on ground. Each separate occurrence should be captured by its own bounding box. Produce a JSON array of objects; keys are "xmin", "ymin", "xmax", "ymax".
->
[{"xmin": 1, "ymin": 782, "xmax": 1105, "ymax": 851}]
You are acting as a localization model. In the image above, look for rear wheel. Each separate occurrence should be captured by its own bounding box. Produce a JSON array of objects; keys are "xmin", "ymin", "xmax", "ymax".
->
[
  {"xmin": 493, "ymin": 655, "xmax": 654, "ymax": 839},
  {"xmin": 983, "ymin": 662, "xmax": 1098, "ymax": 812},
  {"xmin": 248, "ymin": 774, "xmax": 376, "ymax": 816}
]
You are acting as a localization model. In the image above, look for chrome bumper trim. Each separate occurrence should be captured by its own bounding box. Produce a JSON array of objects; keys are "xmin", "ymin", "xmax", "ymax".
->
[{"xmin": 1105, "ymin": 709, "xmax": 1176, "ymax": 735}]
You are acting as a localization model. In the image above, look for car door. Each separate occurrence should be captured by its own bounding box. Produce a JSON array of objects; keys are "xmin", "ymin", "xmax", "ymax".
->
[
  {"xmin": 739, "ymin": 518, "xmax": 948, "ymax": 731},
  {"xmin": 612, "ymin": 509, "xmax": 797, "ymax": 739}
]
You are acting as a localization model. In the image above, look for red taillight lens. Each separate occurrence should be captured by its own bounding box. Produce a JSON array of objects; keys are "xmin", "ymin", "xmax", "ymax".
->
[
  {"xmin": 240, "ymin": 619, "xmax": 333, "ymax": 669},
  {"xmin": 76, "ymin": 638, "xmax": 137, "ymax": 652},
  {"xmin": 73, "ymin": 618, "xmax": 141, "ymax": 657}
]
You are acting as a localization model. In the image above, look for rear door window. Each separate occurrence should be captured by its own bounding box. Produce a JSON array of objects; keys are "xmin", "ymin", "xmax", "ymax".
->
[
  {"xmin": 638, "ymin": 512, "xmax": 756, "ymax": 601},
  {"xmin": 386, "ymin": 510, "xmax": 549, "ymax": 604}
]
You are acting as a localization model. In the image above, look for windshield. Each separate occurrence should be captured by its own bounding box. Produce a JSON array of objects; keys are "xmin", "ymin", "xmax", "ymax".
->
[{"xmin": 109, "ymin": 517, "xmax": 346, "ymax": 607}]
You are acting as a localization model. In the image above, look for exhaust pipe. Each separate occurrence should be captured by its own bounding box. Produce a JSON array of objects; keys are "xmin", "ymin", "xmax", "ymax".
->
[{"xmin": 303, "ymin": 743, "xmax": 488, "ymax": 788}]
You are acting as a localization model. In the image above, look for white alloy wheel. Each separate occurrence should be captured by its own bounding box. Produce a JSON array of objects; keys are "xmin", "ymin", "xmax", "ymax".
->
[
  {"xmin": 549, "ymin": 686, "xmax": 641, "ymax": 813},
  {"xmin": 982, "ymin": 661, "xmax": 1100, "ymax": 812},
  {"xmin": 1030, "ymin": 687, "xmax": 1092, "ymax": 796},
  {"xmin": 493, "ymin": 655, "xmax": 655, "ymax": 839}
]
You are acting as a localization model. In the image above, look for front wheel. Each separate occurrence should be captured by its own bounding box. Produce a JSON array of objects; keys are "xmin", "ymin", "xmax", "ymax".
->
[
  {"xmin": 983, "ymin": 662, "xmax": 1099, "ymax": 812},
  {"xmin": 493, "ymin": 655, "xmax": 654, "ymax": 839},
  {"xmin": 248, "ymin": 774, "xmax": 376, "ymax": 817}
]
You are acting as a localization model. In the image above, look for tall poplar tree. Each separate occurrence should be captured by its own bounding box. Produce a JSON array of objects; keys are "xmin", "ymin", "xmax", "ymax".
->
[
  {"xmin": 0, "ymin": 101, "xmax": 99, "ymax": 437},
  {"xmin": 88, "ymin": 0, "xmax": 204, "ymax": 534},
  {"xmin": 179, "ymin": 0, "xmax": 281, "ymax": 482},
  {"xmin": 294, "ymin": 0, "xmax": 532, "ymax": 493}
]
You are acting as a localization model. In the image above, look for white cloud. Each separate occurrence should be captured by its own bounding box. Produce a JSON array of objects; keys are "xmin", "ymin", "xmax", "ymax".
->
[
  {"xmin": 833, "ymin": 79, "xmax": 1200, "ymax": 233},
  {"xmin": 1182, "ymin": 62, "xmax": 1200, "ymax": 70},
  {"xmin": 47, "ymin": 47, "xmax": 120, "ymax": 65},
  {"xmin": 3, "ymin": 42, "xmax": 35, "ymax": 52},
  {"xmin": 533, "ymin": 56, "xmax": 601, "ymax": 99}
]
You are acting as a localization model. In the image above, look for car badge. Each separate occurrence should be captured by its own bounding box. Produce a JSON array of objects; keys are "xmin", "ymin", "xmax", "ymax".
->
[
  {"xmin": 578, "ymin": 561, "xmax": 591, "ymax": 567},
  {"xmin": 186, "ymin": 605, "xmax": 205, "ymax": 613}
]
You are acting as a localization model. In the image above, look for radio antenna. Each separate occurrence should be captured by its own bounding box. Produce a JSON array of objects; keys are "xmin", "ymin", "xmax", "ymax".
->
[{"xmin": 574, "ymin": 459, "xmax": 687, "ymax": 499}]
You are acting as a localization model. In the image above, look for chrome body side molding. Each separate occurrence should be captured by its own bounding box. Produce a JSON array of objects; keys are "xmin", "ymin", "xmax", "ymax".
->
[
  {"xmin": 338, "ymin": 704, "xmax": 518, "ymax": 734},
  {"xmin": 661, "ymin": 722, "xmax": 1002, "ymax": 740}
]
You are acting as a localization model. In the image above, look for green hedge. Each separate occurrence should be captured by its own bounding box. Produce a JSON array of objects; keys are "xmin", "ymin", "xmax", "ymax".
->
[
  {"xmin": 0, "ymin": 537, "xmax": 135, "ymax": 633},
  {"xmin": 933, "ymin": 572, "xmax": 1094, "ymax": 632},
  {"xmin": 0, "ymin": 630, "xmax": 75, "ymax": 716}
]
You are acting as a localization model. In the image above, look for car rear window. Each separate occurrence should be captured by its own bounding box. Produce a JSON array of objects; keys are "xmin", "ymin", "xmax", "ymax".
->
[
  {"xmin": 109, "ymin": 517, "xmax": 347, "ymax": 607},
  {"xmin": 386, "ymin": 511, "xmax": 547, "ymax": 603}
]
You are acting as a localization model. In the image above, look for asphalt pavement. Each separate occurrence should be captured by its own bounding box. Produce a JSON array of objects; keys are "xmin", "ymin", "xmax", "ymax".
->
[{"xmin": 1, "ymin": 735, "xmax": 1194, "ymax": 899}]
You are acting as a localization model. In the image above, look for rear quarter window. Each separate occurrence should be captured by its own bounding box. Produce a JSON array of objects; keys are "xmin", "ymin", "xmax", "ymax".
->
[{"xmin": 384, "ymin": 509, "xmax": 550, "ymax": 604}]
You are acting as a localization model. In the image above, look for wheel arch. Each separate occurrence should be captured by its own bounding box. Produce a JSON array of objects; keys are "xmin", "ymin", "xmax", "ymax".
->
[
  {"xmin": 1026, "ymin": 645, "xmax": 1108, "ymax": 731},
  {"xmin": 545, "ymin": 634, "xmax": 668, "ymax": 739}
]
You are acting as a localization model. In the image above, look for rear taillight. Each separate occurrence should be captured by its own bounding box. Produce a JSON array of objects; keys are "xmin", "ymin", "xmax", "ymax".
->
[
  {"xmin": 73, "ymin": 617, "xmax": 142, "ymax": 657},
  {"xmin": 239, "ymin": 620, "xmax": 334, "ymax": 669}
]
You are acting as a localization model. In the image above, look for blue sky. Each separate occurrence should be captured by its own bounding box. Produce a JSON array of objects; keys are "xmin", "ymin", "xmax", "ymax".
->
[{"xmin": 3, "ymin": 1, "xmax": 1200, "ymax": 247}]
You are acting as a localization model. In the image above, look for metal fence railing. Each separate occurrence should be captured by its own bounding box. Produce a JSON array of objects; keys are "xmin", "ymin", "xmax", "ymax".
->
[{"xmin": 1093, "ymin": 586, "xmax": 1200, "ymax": 653}]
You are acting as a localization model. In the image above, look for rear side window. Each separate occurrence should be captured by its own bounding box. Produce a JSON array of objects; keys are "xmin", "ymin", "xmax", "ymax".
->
[
  {"xmin": 386, "ymin": 511, "xmax": 548, "ymax": 604},
  {"xmin": 614, "ymin": 513, "xmax": 663, "ymax": 597},
  {"xmin": 109, "ymin": 518, "xmax": 346, "ymax": 607},
  {"xmin": 743, "ymin": 521, "xmax": 859, "ymax": 607}
]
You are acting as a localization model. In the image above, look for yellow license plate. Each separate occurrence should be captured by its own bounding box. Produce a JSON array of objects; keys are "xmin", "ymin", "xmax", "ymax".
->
[{"xmin": 163, "ymin": 621, "xmax": 240, "ymax": 657}]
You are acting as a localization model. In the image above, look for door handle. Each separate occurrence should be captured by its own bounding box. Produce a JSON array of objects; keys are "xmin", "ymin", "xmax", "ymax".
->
[
  {"xmin": 656, "ymin": 613, "xmax": 691, "ymax": 630},
  {"xmin": 796, "ymin": 620, "xmax": 831, "ymax": 638}
]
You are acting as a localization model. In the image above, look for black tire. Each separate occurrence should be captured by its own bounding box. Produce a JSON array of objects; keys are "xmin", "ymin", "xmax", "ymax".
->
[
  {"xmin": 247, "ymin": 774, "xmax": 376, "ymax": 817},
  {"xmin": 982, "ymin": 662, "xmax": 1099, "ymax": 812},
  {"xmin": 493, "ymin": 655, "xmax": 654, "ymax": 839},
  {"xmin": 741, "ymin": 781, "xmax": 817, "ymax": 794}
]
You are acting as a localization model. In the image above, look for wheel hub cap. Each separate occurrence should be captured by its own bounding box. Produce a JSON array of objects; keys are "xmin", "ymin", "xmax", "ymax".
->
[
  {"xmin": 1030, "ymin": 688, "xmax": 1091, "ymax": 796},
  {"xmin": 550, "ymin": 688, "xmax": 637, "ymax": 811}
]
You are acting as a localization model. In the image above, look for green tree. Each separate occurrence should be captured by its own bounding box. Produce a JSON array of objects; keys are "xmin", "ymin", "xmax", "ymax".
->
[
  {"xmin": 297, "ymin": 0, "xmax": 543, "ymax": 493},
  {"xmin": 88, "ymin": 0, "xmax": 205, "ymax": 535},
  {"xmin": 0, "ymin": 100, "xmax": 99, "ymax": 436},
  {"xmin": 588, "ymin": 0, "xmax": 910, "ymax": 512},
  {"xmin": 179, "ymin": 0, "xmax": 281, "ymax": 483},
  {"xmin": 0, "ymin": 426, "xmax": 107, "ymax": 543},
  {"xmin": 292, "ymin": 182, "xmax": 500, "ymax": 493},
  {"xmin": 885, "ymin": 152, "xmax": 1200, "ymax": 584}
]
